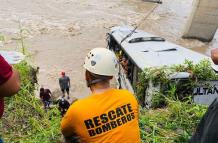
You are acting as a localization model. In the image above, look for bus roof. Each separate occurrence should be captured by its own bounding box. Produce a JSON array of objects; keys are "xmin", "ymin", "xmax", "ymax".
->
[{"xmin": 110, "ymin": 26, "xmax": 214, "ymax": 70}]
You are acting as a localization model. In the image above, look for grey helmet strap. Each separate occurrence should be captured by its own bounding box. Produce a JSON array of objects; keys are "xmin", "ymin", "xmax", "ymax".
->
[{"xmin": 87, "ymin": 73, "xmax": 111, "ymax": 87}]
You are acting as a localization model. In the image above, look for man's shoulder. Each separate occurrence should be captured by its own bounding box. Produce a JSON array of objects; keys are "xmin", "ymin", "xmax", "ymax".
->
[
  {"xmin": 112, "ymin": 89, "xmax": 137, "ymax": 103},
  {"xmin": 66, "ymin": 76, "xmax": 70, "ymax": 80},
  {"xmin": 70, "ymin": 98, "xmax": 88, "ymax": 108},
  {"xmin": 70, "ymin": 95, "xmax": 97, "ymax": 108},
  {"xmin": 45, "ymin": 89, "xmax": 51, "ymax": 93},
  {"xmin": 60, "ymin": 76, "xmax": 70, "ymax": 80},
  {"xmin": 67, "ymin": 99, "xmax": 89, "ymax": 115},
  {"xmin": 113, "ymin": 89, "xmax": 133, "ymax": 96}
]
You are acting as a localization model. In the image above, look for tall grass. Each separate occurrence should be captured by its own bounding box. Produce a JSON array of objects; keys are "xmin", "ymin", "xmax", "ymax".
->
[
  {"xmin": 0, "ymin": 62, "xmax": 61, "ymax": 143},
  {"xmin": 139, "ymin": 98, "xmax": 207, "ymax": 143}
]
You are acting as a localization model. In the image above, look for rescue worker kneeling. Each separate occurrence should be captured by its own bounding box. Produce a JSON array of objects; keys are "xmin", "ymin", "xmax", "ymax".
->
[{"xmin": 61, "ymin": 48, "xmax": 140, "ymax": 143}]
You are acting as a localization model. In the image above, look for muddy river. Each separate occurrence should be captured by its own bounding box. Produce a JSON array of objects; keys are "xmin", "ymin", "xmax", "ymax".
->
[{"xmin": 0, "ymin": 0, "xmax": 217, "ymax": 99}]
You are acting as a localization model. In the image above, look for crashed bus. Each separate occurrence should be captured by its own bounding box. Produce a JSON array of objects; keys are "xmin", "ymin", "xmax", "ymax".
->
[{"xmin": 107, "ymin": 25, "xmax": 218, "ymax": 107}]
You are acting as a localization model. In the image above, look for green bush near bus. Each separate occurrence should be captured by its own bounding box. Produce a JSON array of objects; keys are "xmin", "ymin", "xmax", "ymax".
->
[{"xmin": 138, "ymin": 60, "xmax": 217, "ymax": 142}]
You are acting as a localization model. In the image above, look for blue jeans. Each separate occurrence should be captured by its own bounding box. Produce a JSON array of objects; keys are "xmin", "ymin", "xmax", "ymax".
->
[{"xmin": 0, "ymin": 138, "xmax": 3, "ymax": 143}]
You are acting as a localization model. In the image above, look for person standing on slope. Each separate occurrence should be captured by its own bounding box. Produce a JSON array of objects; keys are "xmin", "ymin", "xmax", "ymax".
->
[
  {"xmin": 61, "ymin": 48, "xmax": 141, "ymax": 143},
  {"xmin": 59, "ymin": 72, "xmax": 71, "ymax": 99},
  {"xmin": 40, "ymin": 87, "xmax": 52, "ymax": 110}
]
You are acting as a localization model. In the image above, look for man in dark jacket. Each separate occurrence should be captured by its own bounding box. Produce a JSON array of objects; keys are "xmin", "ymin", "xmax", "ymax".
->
[{"xmin": 40, "ymin": 87, "xmax": 52, "ymax": 109}]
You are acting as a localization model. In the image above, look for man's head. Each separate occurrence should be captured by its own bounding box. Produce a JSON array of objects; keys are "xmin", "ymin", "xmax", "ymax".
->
[
  {"xmin": 122, "ymin": 56, "xmax": 127, "ymax": 62},
  {"xmin": 40, "ymin": 87, "xmax": 44, "ymax": 92},
  {"xmin": 61, "ymin": 72, "xmax": 65, "ymax": 77},
  {"xmin": 83, "ymin": 48, "xmax": 118, "ymax": 88}
]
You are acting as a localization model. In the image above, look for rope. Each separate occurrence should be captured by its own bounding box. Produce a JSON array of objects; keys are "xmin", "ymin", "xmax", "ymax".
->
[{"xmin": 120, "ymin": 3, "xmax": 161, "ymax": 44}]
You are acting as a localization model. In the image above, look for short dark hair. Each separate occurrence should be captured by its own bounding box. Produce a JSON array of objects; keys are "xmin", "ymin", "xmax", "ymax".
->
[{"xmin": 85, "ymin": 70, "xmax": 112, "ymax": 87}]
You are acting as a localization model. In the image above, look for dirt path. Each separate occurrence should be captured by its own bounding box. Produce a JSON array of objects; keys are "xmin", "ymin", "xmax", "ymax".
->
[{"xmin": 0, "ymin": 0, "xmax": 217, "ymax": 99}]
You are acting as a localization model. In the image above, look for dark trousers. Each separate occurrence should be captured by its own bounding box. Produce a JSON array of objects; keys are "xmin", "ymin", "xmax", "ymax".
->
[{"xmin": 61, "ymin": 88, "xmax": 69, "ymax": 95}]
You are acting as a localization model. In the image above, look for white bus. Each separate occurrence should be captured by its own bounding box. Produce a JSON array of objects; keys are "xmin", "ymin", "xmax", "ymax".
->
[{"xmin": 107, "ymin": 25, "xmax": 218, "ymax": 107}]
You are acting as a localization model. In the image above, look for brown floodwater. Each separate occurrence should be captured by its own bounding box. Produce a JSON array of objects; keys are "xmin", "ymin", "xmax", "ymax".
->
[{"xmin": 0, "ymin": 0, "xmax": 217, "ymax": 99}]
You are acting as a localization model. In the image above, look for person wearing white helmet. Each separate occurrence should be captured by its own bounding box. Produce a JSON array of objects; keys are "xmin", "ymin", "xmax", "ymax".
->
[
  {"xmin": 57, "ymin": 97, "xmax": 70, "ymax": 117},
  {"xmin": 61, "ymin": 48, "xmax": 140, "ymax": 143}
]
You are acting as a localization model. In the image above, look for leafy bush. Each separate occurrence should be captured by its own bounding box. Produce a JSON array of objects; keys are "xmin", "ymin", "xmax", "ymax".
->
[
  {"xmin": 136, "ymin": 60, "xmax": 218, "ymax": 108},
  {"xmin": 137, "ymin": 60, "xmax": 217, "ymax": 142}
]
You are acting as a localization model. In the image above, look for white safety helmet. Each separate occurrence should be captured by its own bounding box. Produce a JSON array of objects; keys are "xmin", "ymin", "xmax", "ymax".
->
[{"xmin": 83, "ymin": 48, "xmax": 118, "ymax": 76}]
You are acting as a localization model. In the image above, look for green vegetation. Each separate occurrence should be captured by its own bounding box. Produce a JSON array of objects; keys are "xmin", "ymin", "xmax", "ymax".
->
[
  {"xmin": 137, "ymin": 60, "xmax": 217, "ymax": 142},
  {"xmin": 18, "ymin": 23, "xmax": 29, "ymax": 55},
  {"xmin": 0, "ymin": 57, "xmax": 215, "ymax": 143},
  {"xmin": 139, "ymin": 98, "xmax": 207, "ymax": 143},
  {"xmin": 136, "ymin": 60, "xmax": 218, "ymax": 107},
  {"xmin": 0, "ymin": 62, "xmax": 61, "ymax": 143}
]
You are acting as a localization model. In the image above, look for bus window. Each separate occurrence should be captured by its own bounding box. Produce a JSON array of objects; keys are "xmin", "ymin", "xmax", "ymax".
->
[
  {"xmin": 132, "ymin": 66, "xmax": 139, "ymax": 85},
  {"xmin": 127, "ymin": 60, "xmax": 133, "ymax": 83},
  {"xmin": 120, "ymin": 56, "xmax": 129, "ymax": 74},
  {"xmin": 120, "ymin": 54, "xmax": 134, "ymax": 83},
  {"xmin": 108, "ymin": 35, "xmax": 116, "ymax": 51},
  {"xmin": 108, "ymin": 35, "xmax": 120, "ymax": 52},
  {"xmin": 108, "ymin": 35, "xmax": 124, "ymax": 61}
]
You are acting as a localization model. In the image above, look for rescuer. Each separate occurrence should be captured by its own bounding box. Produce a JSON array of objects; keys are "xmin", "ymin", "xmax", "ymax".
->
[
  {"xmin": 57, "ymin": 97, "xmax": 70, "ymax": 117},
  {"xmin": 61, "ymin": 48, "xmax": 140, "ymax": 143}
]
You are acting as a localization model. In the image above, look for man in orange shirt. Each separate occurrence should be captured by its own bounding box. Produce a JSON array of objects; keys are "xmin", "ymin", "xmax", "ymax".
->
[{"xmin": 61, "ymin": 48, "xmax": 141, "ymax": 143}]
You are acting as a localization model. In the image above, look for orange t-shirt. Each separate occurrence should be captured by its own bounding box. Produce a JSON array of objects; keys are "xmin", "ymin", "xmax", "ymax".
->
[{"xmin": 61, "ymin": 89, "xmax": 141, "ymax": 143}]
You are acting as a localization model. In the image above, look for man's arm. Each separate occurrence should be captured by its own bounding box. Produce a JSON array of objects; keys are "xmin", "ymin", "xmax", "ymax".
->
[
  {"xmin": 0, "ymin": 68, "xmax": 21, "ymax": 97},
  {"xmin": 59, "ymin": 78, "xmax": 62, "ymax": 88},
  {"xmin": 68, "ymin": 77, "xmax": 71, "ymax": 88},
  {"xmin": 48, "ymin": 89, "xmax": 52, "ymax": 97}
]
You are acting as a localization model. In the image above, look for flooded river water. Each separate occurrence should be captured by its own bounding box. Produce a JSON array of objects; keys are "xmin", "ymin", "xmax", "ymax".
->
[{"xmin": 0, "ymin": 0, "xmax": 217, "ymax": 99}]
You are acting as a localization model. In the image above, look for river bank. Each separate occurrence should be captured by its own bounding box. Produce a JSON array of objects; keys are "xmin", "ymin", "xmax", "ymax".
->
[{"xmin": 0, "ymin": 0, "xmax": 217, "ymax": 99}]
